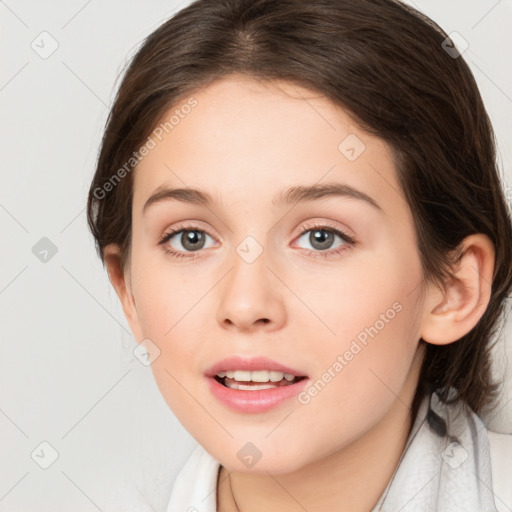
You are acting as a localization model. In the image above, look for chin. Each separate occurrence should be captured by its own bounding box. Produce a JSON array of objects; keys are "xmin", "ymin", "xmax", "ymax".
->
[{"xmin": 214, "ymin": 442, "xmax": 314, "ymax": 476}]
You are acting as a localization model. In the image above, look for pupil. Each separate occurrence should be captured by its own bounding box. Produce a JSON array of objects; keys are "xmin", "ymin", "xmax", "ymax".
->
[
  {"xmin": 311, "ymin": 229, "xmax": 333, "ymax": 250},
  {"xmin": 182, "ymin": 230, "xmax": 205, "ymax": 250}
]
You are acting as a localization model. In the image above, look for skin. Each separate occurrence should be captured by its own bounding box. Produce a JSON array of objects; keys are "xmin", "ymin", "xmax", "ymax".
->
[{"xmin": 104, "ymin": 74, "xmax": 495, "ymax": 511}]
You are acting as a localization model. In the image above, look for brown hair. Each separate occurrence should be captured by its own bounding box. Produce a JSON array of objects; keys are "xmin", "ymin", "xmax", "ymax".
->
[{"xmin": 87, "ymin": 0, "xmax": 512, "ymax": 423}]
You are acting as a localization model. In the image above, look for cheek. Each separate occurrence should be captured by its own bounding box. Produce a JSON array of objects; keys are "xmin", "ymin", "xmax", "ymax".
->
[
  {"xmin": 287, "ymin": 244, "xmax": 420, "ymax": 351},
  {"xmin": 290, "ymin": 251, "xmax": 423, "ymax": 413},
  {"xmin": 125, "ymin": 237, "xmax": 217, "ymax": 434},
  {"xmin": 129, "ymin": 251, "xmax": 209, "ymax": 414},
  {"xmin": 332, "ymin": 299, "xmax": 419, "ymax": 394},
  {"xmin": 130, "ymin": 243, "xmax": 200, "ymax": 338},
  {"xmin": 324, "ymin": 311, "xmax": 421, "ymax": 429},
  {"xmin": 289, "ymin": 301, "xmax": 422, "ymax": 465}
]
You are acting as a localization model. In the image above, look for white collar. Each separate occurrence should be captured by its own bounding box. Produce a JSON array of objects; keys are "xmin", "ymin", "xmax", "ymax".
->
[
  {"xmin": 370, "ymin": 387, "xmax": 498, "ymax": 511},
  {"xmin": 167, "ymin": 388, "xmax": 499, "ymax": 512}
]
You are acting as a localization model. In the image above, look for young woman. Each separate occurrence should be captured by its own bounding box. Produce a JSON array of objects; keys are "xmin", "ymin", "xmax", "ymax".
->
[{"xmin": 87, "ymin": 0, "xmax": 512, "ymax": 510}]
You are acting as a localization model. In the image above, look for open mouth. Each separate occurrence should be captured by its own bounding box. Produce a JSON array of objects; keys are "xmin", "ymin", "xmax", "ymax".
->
[
  {"xmin": 206, "ymin": 363, "xmax": 310, "ymax": 412},
  {"xmin": 214, "ymin": 370, "xmax": 307, "ymax": 391}
]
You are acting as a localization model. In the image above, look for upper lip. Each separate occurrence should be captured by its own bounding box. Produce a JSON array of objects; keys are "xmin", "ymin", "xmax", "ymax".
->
[{"xmin": 204, "ymin": 356, "xmax": 308, "ymax": 377}]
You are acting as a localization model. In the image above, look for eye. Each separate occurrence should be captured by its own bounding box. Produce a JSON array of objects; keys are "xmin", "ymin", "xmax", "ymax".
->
[
  {"xmin": 158, "ymin": 222, "xmax": 356, "ymax": 261},
  {"xmin": 294, "ymin": 223, "xmax": 355, "ymax": 258},
  {"xmin": 158, "ymin": 224, "xmax": 216, "ymax": 259}
]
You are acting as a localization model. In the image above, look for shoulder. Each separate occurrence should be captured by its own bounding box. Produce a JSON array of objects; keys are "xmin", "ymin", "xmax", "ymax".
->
[
  {"xmin": 487, "ymin": 430, "xmax": 512, "ymax": 512},
  {"xmin": 166, "ymin": 444, "xmax": 220, "ymax": 512}
]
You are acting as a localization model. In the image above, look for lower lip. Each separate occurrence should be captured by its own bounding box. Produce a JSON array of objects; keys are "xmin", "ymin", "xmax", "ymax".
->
[{"xmin": 206, "ymin": 376, "xmax": 309, "ymax": 413}]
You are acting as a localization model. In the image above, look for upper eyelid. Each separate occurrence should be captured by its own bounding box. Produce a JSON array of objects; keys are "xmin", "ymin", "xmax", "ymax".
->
[
  {"xmin": 160, "ymin": 221, "xmax": 218, "ymax": 239},
  {"xmin": 298, "ymin": 221, "xmax": 351, "ymax": 236}
]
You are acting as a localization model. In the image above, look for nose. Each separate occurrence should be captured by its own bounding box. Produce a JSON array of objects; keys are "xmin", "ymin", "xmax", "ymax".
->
[{"xmin": 216, "ymin": 242, "xmax": 286, "ymax": 332}]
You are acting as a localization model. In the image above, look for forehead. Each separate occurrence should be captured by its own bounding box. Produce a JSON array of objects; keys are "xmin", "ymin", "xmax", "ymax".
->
[{"xmin": 132, "ymin": 75, "xmax": 405, "ymax": 215}]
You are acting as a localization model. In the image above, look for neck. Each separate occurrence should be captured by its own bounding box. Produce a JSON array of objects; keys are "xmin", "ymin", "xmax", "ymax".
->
[{"xmin": 217, "ymin": 351, "xmax": 424, "ymax": 512}]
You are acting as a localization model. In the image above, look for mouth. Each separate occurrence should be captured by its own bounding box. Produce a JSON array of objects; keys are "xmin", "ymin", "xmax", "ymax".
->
[
  {"xmin": 205, "ymin": 357, "xmax": 310, "ymax": 413},
  {"xmin": 214, "ymin": 370, "xmax": 307, "ymax": 390}
]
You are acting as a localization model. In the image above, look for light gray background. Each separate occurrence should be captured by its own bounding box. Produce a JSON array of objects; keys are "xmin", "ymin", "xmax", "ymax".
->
[{"xmin": 1, "ymin": 1, "xmax": 511, "ymax": 511}]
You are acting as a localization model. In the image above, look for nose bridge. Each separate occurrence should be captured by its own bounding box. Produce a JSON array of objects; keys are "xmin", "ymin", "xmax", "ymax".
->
[{"xmin": 216, "ymin": 232, "xmax": 285, "ymax": 330}]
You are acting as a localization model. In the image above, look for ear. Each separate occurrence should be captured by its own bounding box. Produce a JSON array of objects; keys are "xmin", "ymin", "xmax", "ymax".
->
[
  {"xmin": 103, "ymin": 243, "xmax": 144, "ymax": 341},
  {"xmin": 420, "ymin": 234, "xmax": 495, "ymax": 345}
]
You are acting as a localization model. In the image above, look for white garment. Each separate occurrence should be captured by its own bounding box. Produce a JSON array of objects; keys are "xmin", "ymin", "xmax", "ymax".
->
[{"xmin": 166, "ymin": 388, "xmax": 512, "ymax": 512}]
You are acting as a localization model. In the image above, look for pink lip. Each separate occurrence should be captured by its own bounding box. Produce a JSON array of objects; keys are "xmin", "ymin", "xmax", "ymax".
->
[
  {"xmin": 204, "ymin": 356, "xmax": 309, "ymax": 413},
  {"xmin": 204, "ymin": 356, "xmax": 307, "ymax": 377}
]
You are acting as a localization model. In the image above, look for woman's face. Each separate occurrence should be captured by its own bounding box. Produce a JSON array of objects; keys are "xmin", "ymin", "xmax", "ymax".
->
[{"xmin": 123, "ymin": 75, "xmax": 428, "ymax": 474}]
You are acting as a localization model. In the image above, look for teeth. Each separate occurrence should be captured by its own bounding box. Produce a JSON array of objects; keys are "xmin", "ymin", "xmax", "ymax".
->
[
  {"xmin": 215, "ymin": 370, "xmax": 298, "ymax": 382},
  {"xmin": 225, "ymin": 381, "xmax": 279, "ymax": 390},
  {"xmin": 271, "ymin": 371, "xmax": 285, "ymax": 382},
  {"xmin": 234, "ymin": 370, "xmax": 252, "ymax": 381},
  {"xmin": 253, "ymin": 370, "xmax": 274, "ymax": 382}
]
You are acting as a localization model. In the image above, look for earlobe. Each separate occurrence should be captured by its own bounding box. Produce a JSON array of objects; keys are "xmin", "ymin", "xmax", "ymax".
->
[
  {"xmin": 103, "ymin": 243, "xmax": 143, "ymax": 340},
  {"xmin": 420, "ymin": 234, "xmax": 495, "ymax": 345}
]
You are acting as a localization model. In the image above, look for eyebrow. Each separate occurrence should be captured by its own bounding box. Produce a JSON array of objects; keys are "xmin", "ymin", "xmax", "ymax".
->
[{"xmin": 142, "ymin": 182, "xmax": 383, "ymax": 214}]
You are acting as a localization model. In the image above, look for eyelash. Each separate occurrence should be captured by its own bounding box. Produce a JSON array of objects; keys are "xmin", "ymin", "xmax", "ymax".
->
[
  {"xmin": 296, "ymin": 223, "xmax": 356, "ymax": 258},
  {"xmin": 158, "ymin": 222, "xmax": 356, "ymax": 261}
]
